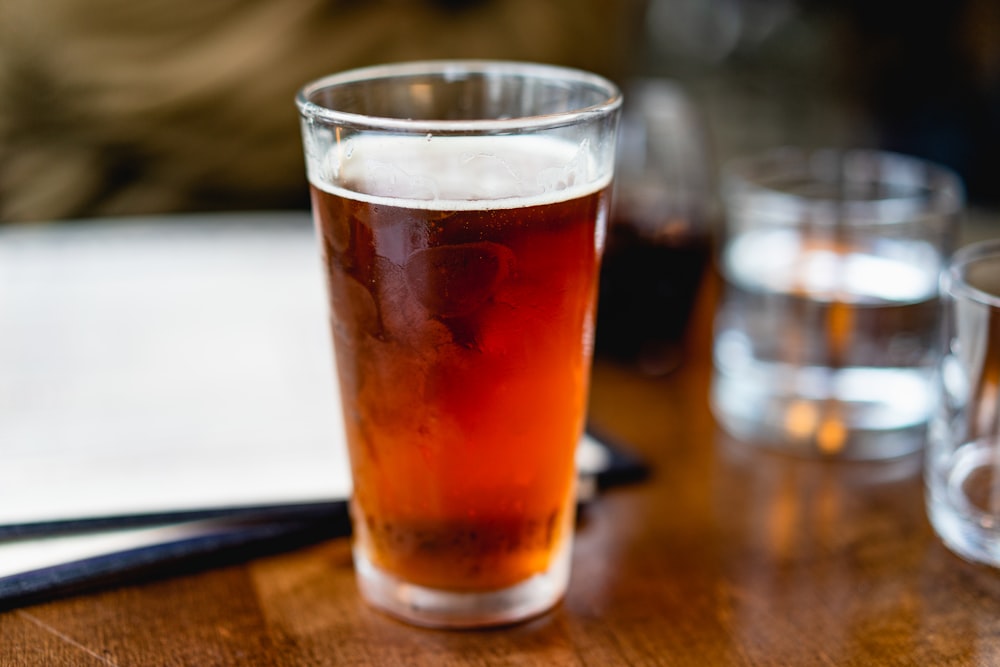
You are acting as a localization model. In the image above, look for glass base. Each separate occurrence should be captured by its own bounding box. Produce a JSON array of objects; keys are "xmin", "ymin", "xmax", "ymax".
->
[
  {"xmin": 927, "ymin": 442, "xmax": 1000, "ymax": 568},
  {"xmin": 353, "ymin": 540, "xmax": 572, "ymax": 629},
  {"xmin": 711, "ymin": 370, "xmax": 930, "ymax": 460},
  {"xmin": 928, "ymin": 496, "xmax": 1000, "ymax": 568}
]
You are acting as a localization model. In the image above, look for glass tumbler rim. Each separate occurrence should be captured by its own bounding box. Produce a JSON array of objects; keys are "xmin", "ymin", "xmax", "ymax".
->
[
  {"xmin": 944, "ymin": 238, "xmax": 1000, "ymax": 310},
  {"xmin": 722, "ymin": 146, "xmax": 965, "ymax": 229},
  {"xmin": 295, "ymin": 59, "xmax": 623, "ymax": 135}
]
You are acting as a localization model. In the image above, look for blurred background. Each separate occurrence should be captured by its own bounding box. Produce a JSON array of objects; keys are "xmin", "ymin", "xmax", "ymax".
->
[{"xmin": 0, "ymin": 0, "xmax": 997, "ymax": 223}]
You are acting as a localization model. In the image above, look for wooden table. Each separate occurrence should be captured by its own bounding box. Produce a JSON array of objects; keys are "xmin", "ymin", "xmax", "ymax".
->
[{"xmin": 4, "ymin": 278, "xmax": 1000, "ymax": 666}]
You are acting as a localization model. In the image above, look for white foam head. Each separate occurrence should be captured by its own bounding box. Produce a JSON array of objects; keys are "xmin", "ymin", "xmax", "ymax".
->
[{"xmin": 309, "ymin": 134, "xmax": 611, "ymax": 210}]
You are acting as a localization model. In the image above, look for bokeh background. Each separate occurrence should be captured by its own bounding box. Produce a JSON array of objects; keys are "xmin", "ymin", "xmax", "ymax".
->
[{"xmin": 1, "ymin": 0, "xmax": 997, "ymax": 223}]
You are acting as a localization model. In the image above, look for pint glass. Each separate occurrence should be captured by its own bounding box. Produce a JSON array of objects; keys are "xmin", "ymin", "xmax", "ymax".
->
[{"xmin": 296, "ymin": 61, "xmax": 621, "ymax": 627}]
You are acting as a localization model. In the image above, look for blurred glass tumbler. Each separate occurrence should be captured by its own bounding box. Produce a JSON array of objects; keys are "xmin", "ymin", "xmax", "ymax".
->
[
  {"xmin": 711, "ymin": 148, "xmax": 962, "ymax": 460},
  {"xmin": 928, "ymin": 240, "xmax": 1000, "ymax": 568},
  {"xmin": 296, "ymin": 62, "xmax": 621, "ymax": 627},
  {"xmin": 594, "ymin": 79, "xmax": 713, "ymax": 375}
]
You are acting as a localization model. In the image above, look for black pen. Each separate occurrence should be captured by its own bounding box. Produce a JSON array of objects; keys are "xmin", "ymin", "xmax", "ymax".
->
[
  {"xmin": 0, "ymin": 500, "xmax": 348, "ymax": 540},
  {"xmin": 0, "ymin": 505, "xmax": 350, "ymax": 611}
]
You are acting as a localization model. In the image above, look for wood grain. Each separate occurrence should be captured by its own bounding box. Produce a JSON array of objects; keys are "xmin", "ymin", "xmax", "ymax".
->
[{"xmin": 4, "ymin": 278, "xmax": 1000, "ymax": 665}]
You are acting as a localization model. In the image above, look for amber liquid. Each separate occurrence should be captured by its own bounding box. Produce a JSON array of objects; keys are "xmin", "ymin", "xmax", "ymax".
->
[{"xmin": 311, "ymin": 167, "xmax": 607, "ymax": 591}]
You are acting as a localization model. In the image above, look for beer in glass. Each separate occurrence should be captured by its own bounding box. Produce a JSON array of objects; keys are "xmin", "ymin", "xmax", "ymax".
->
[{"xmin": 297, "ymin": 61, "xmax": 621, "ymax": 627}]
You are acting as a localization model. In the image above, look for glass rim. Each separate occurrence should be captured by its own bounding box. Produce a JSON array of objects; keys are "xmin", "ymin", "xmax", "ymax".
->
[
  {"xmin": 295, "ymin": 59, "xmax": 622, "ymax": 134},
  {"xmin": 945, "ymin": 239, "xmax": 1000, "ymax": 309},
  {"xmin": 722, "ymin": 147, "xmax": 965, "ymax": 225}
]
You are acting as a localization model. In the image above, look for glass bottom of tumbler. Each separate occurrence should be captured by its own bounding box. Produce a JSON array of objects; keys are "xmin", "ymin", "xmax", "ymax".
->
[
  {"xmin": 711, "ymin": 365, "xmax": 932, "ymax": 460},
  {"xmin": 353, "ymin": 540, "xmax": 572, "ymax": 629},
  {"xmin": 927, "ymin": 441, "xmax": 1000, "ymax": 569}
]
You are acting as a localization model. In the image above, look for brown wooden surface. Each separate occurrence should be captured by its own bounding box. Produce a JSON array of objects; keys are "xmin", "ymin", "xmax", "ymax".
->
[{"xmin": 4, "ymin": 278, "xmax": 1000, "ymax": 666}]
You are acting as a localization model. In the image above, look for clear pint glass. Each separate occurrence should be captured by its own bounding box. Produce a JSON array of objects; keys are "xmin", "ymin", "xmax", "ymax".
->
[{"xmin": 296, "ymin": 61, "xmax": 621, "ymax": 627}]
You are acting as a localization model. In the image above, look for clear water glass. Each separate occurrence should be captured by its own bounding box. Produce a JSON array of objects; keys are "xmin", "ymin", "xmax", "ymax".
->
[{"xmin": 712, "ymin": 148, "xmax": 963, "ymax": 459}]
